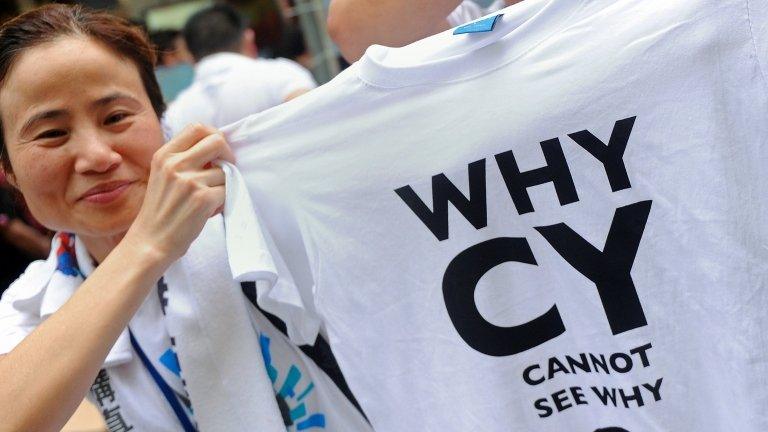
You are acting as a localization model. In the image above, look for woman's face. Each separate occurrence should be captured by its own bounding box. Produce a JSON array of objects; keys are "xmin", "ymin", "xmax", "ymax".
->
[{"xmin": 0, "ymin": 36, "xmax": 163, "ymax": 237}]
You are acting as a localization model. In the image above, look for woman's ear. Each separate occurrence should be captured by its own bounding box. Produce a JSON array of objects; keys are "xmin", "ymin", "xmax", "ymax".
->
[
  {"xmin": 241, "ymin": 28, "xmax": 258, "ymax": 58},
  {"xmin": 0, "ymin": 168, "xmax": 19, "ymax": 191},
  {"xmin": 3, "ymin": 171, "xmax": 17, "ymax": 189}
]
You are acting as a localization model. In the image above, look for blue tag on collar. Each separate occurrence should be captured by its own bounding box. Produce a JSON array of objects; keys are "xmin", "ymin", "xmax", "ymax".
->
[{"xmin": 453, "ymin": 13, "xmax": 503, "ymax": 35}]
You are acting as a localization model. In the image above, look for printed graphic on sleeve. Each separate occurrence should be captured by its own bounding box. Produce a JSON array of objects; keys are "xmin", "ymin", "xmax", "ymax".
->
[{"xmin": 259, "ymin": 334, "xmax": 326, "ymax": 430}]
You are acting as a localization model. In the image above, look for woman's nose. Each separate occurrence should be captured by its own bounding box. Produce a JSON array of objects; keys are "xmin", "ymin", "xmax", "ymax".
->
[{"xmin": 73, "ymin": 132, "xmax": 122, "ymax": 174}]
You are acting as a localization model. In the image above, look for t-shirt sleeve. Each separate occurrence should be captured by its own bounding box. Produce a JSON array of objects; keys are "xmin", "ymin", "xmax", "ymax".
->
[
  {"xmin": 225, "ymin": 125, "xmax": 324, "ymax": 345},
  {"xmin": 0, "ymin": 262, "xmax": 48, "ymax": 355},
  {"xmin": 216, "ymin": 162, "xmax": 321, "ymax": 345},
  {"xmin": 271, "ymin": 59, "xmax": 318, "ymax": 101},
  {"xmin": 253, "ymin": 230, "xmax": 322, "ymax": 346},
  {"xmin": 748, "ymin": 0, "xmax": 768, "ymax": 83}
]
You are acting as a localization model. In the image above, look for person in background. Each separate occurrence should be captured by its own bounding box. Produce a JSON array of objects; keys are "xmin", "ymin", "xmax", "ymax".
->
[
  {"xmin": 327, "ymin": 0, "xmax": 522, "ymax": 63},
  {"xmin": 149, "ymin": 29, "xmax": 195, "ymax": 103},
  {"xmin": 151, "ymin": 29, "xmax": 194, "ymax": 68},
  {"xmin": 163, "ymin": 4, "xmax": 316, "ymax": 136}
]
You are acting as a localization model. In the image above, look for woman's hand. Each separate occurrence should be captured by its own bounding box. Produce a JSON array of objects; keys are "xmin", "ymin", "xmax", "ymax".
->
[{"xmin": 124, "ymin": 123, "xmax": 235, "ymax": 264}]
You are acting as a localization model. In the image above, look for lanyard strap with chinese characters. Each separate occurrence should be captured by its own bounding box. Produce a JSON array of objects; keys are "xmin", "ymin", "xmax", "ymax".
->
[{"xmin": 129, "ymin": 329, "xmax": 197, "ymax": 432}]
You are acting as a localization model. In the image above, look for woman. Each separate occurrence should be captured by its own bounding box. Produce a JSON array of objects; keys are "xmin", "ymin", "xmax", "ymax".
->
[{"xmin": 0, "ymin": 5, "xmax": 367, "ymax": 431}]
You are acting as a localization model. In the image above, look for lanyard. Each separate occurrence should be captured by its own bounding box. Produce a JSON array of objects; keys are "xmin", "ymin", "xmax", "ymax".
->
[{"xmin": 129, "ymin": 329, "xmax": 197, "ymax": 432}]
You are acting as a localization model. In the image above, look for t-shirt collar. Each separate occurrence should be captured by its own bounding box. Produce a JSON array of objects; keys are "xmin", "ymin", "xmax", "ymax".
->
[{"xmin": 357, "ymin": 0, "xmax": 585, "ymax": 88}]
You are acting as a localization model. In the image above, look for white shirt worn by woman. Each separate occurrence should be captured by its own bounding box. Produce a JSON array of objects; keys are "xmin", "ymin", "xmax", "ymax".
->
[{"xmin": 0, "ymin": 226, "xmax": 370, "ymax": 431}]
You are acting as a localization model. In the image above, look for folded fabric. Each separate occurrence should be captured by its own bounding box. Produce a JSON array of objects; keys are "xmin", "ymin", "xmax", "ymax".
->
[
  {"xmin": 163, "ymin": 161, "xmax": 287, "ymax": 431},
  {"xmin": 217, "ymin": 161, "xmax": 321, "ymax": 345},
  {"xmin": 164, "ymin": 161, "xmax": 334, "ymax": 430}
]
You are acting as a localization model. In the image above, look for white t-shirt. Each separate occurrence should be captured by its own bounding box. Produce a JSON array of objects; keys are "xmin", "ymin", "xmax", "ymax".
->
[
  {"xmin": 227, "ymin": 0, "xmax": 768, "ymax": 430},
  {"xmin": 447, "ymin": 0, "xmax": 507, "ymax": 27},
  {"xmin": 0, "ymin": 227, "xmax": 370, "ymax": 431},
  {"xmin": 163, "ymin": 52, "xmax": 316, "ymax": 137},
  {"xmin": 0, "ymin": 233, "xmax": 189, "ymax": 431}
]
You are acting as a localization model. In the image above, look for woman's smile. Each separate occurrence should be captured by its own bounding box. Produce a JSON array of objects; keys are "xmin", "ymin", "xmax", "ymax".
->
[{"xmin": 78, "ymin": 180, "xmax": 136, "ymax": 204}]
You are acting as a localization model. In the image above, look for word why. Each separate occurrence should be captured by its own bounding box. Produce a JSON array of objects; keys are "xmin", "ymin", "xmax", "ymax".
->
[
  {"xmin": 396, "ymin": 117, "xmax": 636, "ymax": 241},
  {"xmin": 534, "ymin": 378, "xmax": 663, "ymax": 418}
]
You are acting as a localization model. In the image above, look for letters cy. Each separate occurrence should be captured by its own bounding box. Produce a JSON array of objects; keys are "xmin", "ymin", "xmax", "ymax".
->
[{"xmin": 396, "ymin": 117, "xmax": 650, "ymax": 356}]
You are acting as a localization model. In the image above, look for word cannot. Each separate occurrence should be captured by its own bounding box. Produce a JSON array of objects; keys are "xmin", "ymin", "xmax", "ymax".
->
[{"xmin": 523, "ymin": 343, "xmax": 653, "ymax": 385}]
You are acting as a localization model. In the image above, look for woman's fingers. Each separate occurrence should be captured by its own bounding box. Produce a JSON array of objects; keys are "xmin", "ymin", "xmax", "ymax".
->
[
  {"xmin": 205, "ymin": 185, "xmax": 226, "ymax": 217},
  {"xmin": 185, "ymin": 132, "xmax": 231, "ymax": 166},
  {"xmin": 216, "ymin": 138, "xmax": 236, "ymax": 164},
  {"xmin": 172, "ymin": 131, "xmax": 235, "ymax": 170},
  {"xmin": 163, "ymin": 123, "xmax": 218, "ymax": 154},
  {"xmin": 156, "ymin": 122, "xmax": 236, "ymax": 173},
  {"xmin": 195, "ymin": 166, "xmax": 226, "ymax": 187}
]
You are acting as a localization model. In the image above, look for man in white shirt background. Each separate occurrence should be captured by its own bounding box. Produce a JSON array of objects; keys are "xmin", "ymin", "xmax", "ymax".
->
[{"xmin": 163, "ymin": 4, "xmax": 317, "ymax": 136}]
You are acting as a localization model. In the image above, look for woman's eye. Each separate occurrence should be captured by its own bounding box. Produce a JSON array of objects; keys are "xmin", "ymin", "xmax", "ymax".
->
[
  {"xmin": 35, "ymin": 129, "xmax": 67, "ymax": 140},
  {"xmin": 105, "ymin": 112, "xmax": 129, "ymax": 125}
]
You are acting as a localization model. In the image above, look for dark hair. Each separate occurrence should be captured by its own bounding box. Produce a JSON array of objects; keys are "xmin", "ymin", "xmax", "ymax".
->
[
  {"xmin": 183, "ymin": 4, "xmax": 247, "ymax": 62},
  {"xmin": 0, "ymin": 4, "xmax": 165, "ymax": 173},
  {"xmin": 150, "ymin": 28, "xmax": 181, "ymax": 66}
]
